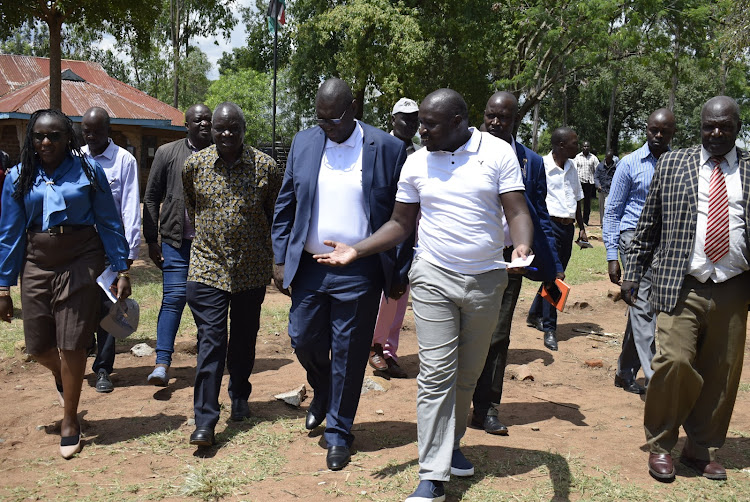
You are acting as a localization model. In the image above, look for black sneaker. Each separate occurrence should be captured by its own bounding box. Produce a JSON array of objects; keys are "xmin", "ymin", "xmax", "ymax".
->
[{"xmin": 95, "ymin": 369, "xmax": 114, "ymax": 393}]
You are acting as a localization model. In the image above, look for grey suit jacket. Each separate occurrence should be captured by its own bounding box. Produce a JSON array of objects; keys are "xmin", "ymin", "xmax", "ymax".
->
[{"xmin": 624, "ymin": 146, "xmax": 750, "ymax": 313}]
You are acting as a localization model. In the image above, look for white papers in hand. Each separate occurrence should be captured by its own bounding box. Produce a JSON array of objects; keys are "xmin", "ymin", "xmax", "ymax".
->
[
  {"xmin": 495, "ymin": 254, "xmax": 535, "ymax": 269},
  {"xmin": 96, "ymin": 268, "xmax": 118, "ymax": 303}
]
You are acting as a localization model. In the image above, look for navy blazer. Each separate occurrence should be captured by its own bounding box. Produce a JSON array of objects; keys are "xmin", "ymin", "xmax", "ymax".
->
[
  {"xmin": 272, "ymin": 122, "xmax": 409, "ymax": 294},
  {"xmin": 514, "ymin": 141, "xmax": 563, "ymax": 282}
]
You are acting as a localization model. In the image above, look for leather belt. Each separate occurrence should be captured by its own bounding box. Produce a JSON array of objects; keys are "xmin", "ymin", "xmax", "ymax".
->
[
  {"xmin": 28, "ymin": 224, "xmax": 92, "ymax": 235},
  {"xmin": 550, "ymin": 216, "xmax": 575, "ymax": 225}
]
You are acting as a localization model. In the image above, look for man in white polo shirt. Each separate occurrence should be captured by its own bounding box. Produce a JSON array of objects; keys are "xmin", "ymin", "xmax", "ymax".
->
[
  {"xmin": 314, "ymin": 88, "xmax": 533, "ymax": 502},
  {"xmin": 526, "ymin": 126, "xmax": 586, "ymax": 351}
]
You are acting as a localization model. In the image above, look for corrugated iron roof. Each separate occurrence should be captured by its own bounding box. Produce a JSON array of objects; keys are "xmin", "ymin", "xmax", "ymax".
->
[{"xmin": 0, "ymin": 55, "xmax": 184, "ymax": 126}]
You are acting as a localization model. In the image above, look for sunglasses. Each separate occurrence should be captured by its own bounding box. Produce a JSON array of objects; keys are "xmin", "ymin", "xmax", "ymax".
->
[
  {"xmin": 316, "ymin": 108, "xmax": 348, "ymax": 126},
  {"xmin": 32, "ymin": 132, "xmax": 64, "ymax": 143}
]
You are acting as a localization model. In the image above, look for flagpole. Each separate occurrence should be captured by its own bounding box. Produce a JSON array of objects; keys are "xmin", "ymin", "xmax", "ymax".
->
[{"xmin": 272, "ymin": 17, "xmax": 278, "ymax": 162}]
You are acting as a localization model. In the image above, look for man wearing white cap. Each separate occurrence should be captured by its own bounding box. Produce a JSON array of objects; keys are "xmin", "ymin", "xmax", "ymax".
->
[{"xmin": 368, "ymin": 97, "xmax": 420, "ymax": 378}]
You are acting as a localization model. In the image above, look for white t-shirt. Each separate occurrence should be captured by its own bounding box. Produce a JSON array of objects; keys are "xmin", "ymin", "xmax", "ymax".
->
[
  {"xmin": 396, "ymin": 128, "xmax": 524, "ymax": 274},
  {"xmin": 543, "ymin": 153, "xmax": 583, "ymax": 219},
  {"xmin": 304, "ymin": 122, "xmax": 370, "ymax": 255}
]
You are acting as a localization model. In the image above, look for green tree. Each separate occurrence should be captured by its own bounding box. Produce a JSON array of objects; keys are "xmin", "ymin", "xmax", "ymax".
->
[
  {"xmin": 0, "ymin": 0, "xmax": 158, "ymax": 110},
  {"xmin": 204, "ymin": 68, "xmax": 274, "ymax": 145},
  {"xmin": 218, "ymin": 0, "xmax": 292, "ymax": 75}
]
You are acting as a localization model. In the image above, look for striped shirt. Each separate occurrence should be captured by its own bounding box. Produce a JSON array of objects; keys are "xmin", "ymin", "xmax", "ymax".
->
[
  {"xmin": 574, "ymin": 152, "xmax": 599, "ymax": 184},
  {"xmin": 603, "ymin": 142, "xmax": 661, "ymax": 261}
]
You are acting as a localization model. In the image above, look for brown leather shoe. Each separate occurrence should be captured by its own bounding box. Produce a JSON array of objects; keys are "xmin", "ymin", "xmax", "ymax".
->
[
  {"xmin": 369, "ymin": 345, "xmax": 387, "ymax": 371},
  {"xmin": 385, "ymin": 357, "xmax": 407, "ymax": 378},
  {"xmin": 680, "ymin": 454, "xmax": 727, "ymax": 480},
  {"xmin": 648, "ymin": 453, "xmax": 676, "ymax": 481}
]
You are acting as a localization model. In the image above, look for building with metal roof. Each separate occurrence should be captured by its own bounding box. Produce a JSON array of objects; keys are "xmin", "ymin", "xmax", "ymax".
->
[{"xmin": 0, "ymin": 55, "xmax": 188, "ymax": 194}]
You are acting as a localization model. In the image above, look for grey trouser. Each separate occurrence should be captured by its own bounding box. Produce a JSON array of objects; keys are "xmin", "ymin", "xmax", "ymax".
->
[
  {"xmin": 617, "ymin": 229, "xmax": 656, "ymax": 383},
  {"xmin": 409, "ymin": 258, "xmax": 507, "ymax": 481}
]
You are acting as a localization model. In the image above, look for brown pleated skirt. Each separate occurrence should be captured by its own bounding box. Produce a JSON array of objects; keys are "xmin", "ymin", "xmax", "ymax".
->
[{"xmin": 20, "ymin": 226, "xmax": 106, "ymax": 354}]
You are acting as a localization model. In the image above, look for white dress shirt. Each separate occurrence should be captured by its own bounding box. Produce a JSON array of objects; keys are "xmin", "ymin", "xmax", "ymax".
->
[
  {"xmin": 304, "ymin": 121, "xmax": 369, "ymax": 255},
  {"xmin": 543, "ymin": 153, "xmax": 583, "ymax": 219},
  {"xmin": 82, "ymin": 139, "xmax": 141, "ymax": 260},
  {"xmin": 687, "ymin": 146, "xmax": 749, "ymax": 283}
]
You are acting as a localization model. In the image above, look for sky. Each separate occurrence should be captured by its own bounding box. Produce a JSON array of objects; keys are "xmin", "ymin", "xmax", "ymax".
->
[{"xmin": 99, "ymin": 0, "xmax": 253, "ymax": 81}]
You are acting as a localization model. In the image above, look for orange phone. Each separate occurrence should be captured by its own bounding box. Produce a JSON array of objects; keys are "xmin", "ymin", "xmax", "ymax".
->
[{"xmin": 540, "ymin": 278, "xmax": 570, "ymax": 311}]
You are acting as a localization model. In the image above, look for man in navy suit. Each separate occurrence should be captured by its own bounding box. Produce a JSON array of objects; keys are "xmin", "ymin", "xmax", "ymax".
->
[
  {"xmin": 271, "ymin": 79, "xmax": 408, "ymax": 471},
  {"xmin": 471, "ymin": 91, "xmax": 563, "ymax": 435}
]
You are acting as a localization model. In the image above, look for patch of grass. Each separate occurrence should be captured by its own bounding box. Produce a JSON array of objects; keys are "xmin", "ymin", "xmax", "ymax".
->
[
  {"xmin": 738, "ymin": 382, "xmax": 750, "ymax": 392},
  {"xmin": 259, "ymin": 304, "xmax": 290, "ymax": 336},
  {"xmin": 180, "ymin": 461, "xmax": 243, "ymax": 501}
]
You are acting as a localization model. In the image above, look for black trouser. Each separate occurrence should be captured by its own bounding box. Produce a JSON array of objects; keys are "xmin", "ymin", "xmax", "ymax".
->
[
  {"xmin": 187, "ymin": 282, "xmax": 265, "ymax": 429},
  {"xmin": 581, "ymin": 182, "xmax": 596, "ymax": 225},
  {"xmin": 472, "ymin": 247, "xmax": 523, "ymax": 417}
]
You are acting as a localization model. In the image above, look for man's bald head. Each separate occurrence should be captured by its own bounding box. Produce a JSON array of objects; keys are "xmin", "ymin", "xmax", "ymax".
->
[
  {"xmin": 484, "ymin": 91, "xmax": 518, "ymax": 144},
  {"xmin": 81, "ymin": 106, "xmax": 111, "ymax": 156},
  {"xmin": 550, "ymin": 126, "xmax": 578, "ymax": 161},
  {"xmin": 701, "ymin": 95, "xmax": 742, "ymax": 157},
  {"xmin": 83, "ymin": 106, "xmax": 110, "ymax": 127},
  {"xmin": 646, "ymin": 108, "xmax": 675, "ymax": 159},
  {"xmin": 211, "ymin": 101, "xmax": 246, "ymax": 160},
  {"xmin": 418, "ymin": 89, "xmax": 471, "ymax": 152},
  {"xmin": 422, "ymin": 88, "xmax": 468, "ymax": 121},
  {"xmin": 185, "ymin": 103, "xmax": 212, "ymax": 149},
  {"xmin": 316, "ymin": 78, "xmax": 354, "ymax": 106},
  {"xmin": 315, "ymin": 78, "xmax": 357, "ymax": 143}
]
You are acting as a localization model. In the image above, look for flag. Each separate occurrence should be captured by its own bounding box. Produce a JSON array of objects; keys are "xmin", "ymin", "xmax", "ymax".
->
[{"xmin": 267, "ymin": 0, "xmax": 286, "ymax": 33}]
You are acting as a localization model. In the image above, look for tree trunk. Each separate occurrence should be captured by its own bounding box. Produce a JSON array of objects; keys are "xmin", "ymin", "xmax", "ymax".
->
[
  {"xmin": 605, "ymin": 68, "xmax": 620, "ymax": 153},
  {"xmin": 47, "ymin": 10, "xmax": 65, "ymax": 111},
  {"xmin": 668, "ymin": 27, "xmax": 680, "ymax": 111},
  {"xmin": 172, "ymin": 0, "xmax": 181, "ymax": 109},
  {"xmin": 532, "ymin": 100, "xmax": 540, "ymax": 151},
  {"xmin": 354, "ymin": 87, "xmax": 365, "ymax": 120}
]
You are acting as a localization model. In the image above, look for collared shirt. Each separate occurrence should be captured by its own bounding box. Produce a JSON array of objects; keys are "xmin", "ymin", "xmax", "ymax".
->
[
  {"xmin": 594, "ymin": 159, "xmax": 618, "ymax": 193},
  {"xmin": 574, "ymin": 152, "xmax": 599, "ymax": 184},
  {"xmin": 0, "ymin": 153, "xmax": 129, "ymax": 285},
  {"xmin": 305, "ymin": 122, "xmax": 369, "ymax": 254},
  {"xmin": 687, "ymin": 146, "xmax": 749, "ymax": 283},
  {"xmin": 602, "ymin": 142, "xmax": 660, "ymax": 261},
  {"xmin": 543, "ymin": 153, "xmax": 583, "ymax": 219},
  {"xmin": 390, "ymin": 131, "xmax": 419, "ymax": 156},
  {"xmin": 183, "ymin": 144, "xmax": 282, "ymax": 292},
  {"xmin": 82, "ymin": 139, "xmax": 141, "ymax": 260},
  {"xmin": 396, "ymin": 127, "xmax": 524, "ymax": 274}
]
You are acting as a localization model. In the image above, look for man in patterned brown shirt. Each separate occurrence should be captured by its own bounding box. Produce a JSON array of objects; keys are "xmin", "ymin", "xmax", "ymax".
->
[{"xmin": 182, "ymin": 101, "xmax": 282, "ymax": 447}]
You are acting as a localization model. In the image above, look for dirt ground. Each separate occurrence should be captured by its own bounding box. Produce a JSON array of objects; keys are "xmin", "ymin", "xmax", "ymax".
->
[{"xmin": 1, "ymin": 260, "xmax": 750, "ymax": 500}]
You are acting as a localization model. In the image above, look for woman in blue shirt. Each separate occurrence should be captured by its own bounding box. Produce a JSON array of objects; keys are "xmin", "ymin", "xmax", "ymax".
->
[{"xmin": 0, "ymin": 109, "xmax": 131, "ymax": 459}]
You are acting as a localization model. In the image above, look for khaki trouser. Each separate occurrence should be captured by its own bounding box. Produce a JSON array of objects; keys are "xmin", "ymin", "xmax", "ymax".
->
[{"xmin": 644, "ymin": 272, "xmax": 750, "ymax": 461}]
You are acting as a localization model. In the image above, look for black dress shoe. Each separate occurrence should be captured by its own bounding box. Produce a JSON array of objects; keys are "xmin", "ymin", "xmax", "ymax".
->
[
  {"xmin": 482, "ymin": 415, "xmax": 509, "ymax": 435},
  {"xmin": 326, "ymin": 445, "xmax": 351, "ymax": 470},
  {"xmin": 526, "ymin": 315, "xmax": 544, "ymax": 331},
  {"xmin": 543, "ymin": 331, "xmax": 558, "ymax": 351},
  {"xmin": 230, "ymin": 399, "xmax": 250, "ymax": 421},
  {"xmin": 614, "ymin": 374, "xmax": 646, "ymax": 395},
  {"xmin": 189, "ymin": 427, "xmax": 215, "ymax": 446},
  {"xmin": 305, "ymin": 397, "xmax": 326, "ymax": 430},
  {"xmin": 95, "ymin": 369, "xmax": 114, "ymax": 393}
]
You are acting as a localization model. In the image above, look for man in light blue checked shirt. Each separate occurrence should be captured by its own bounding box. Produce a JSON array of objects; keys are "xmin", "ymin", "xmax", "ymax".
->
[{"xmin": 603, "ymin": 108, "xmax": 675, "ymax": 394}]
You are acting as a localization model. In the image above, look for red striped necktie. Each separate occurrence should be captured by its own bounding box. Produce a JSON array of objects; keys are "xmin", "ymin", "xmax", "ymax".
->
[{"xmin": 705, "ymin": 156, "xmax": 729, "ymax": 263}]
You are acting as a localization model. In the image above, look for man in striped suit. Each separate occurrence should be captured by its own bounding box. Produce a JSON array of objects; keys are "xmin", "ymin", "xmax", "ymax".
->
[{"xmin": 623, "ymin": 96, "xmax": 750, "ymax": 482}]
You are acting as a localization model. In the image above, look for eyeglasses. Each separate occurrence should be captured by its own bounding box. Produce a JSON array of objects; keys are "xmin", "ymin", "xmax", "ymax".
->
[
  {"xmin": 316, "ymin": 108, "xmax": 348, "ymax": 126},
  {"xmin": 32, "ymin": 132, "xmax": 64, "ymax": 143}
]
